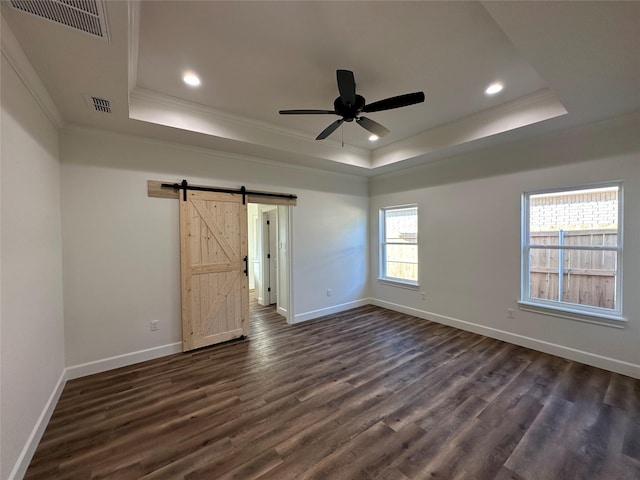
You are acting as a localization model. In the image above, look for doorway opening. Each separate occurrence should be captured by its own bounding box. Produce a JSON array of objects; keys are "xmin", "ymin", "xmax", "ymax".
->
[{"xmin": 247, "ymin": 203, "xmax": 291, "ymax": 323}]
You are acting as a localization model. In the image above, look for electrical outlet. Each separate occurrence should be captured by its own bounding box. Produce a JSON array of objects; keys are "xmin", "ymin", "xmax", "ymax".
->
[
  {"xmin": 327, "ymin": 289, "xmax": 332, "ymax": 297},
  {"xmin": 506, "ymin": 308, "xmax": 514, "ymax": 319},
  {"xmin": 150, "ymin": 320, "xmax": 159, "ymax": 331},
  {"xmin": 420, "ymin": 291, "xmax": 427, "ymax": 301}
]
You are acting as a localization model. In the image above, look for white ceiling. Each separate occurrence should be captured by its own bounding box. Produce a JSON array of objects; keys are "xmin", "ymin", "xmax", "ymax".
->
[{"xmin": 2, "ymin": 1, "xmax": 639, "ymax": 176}]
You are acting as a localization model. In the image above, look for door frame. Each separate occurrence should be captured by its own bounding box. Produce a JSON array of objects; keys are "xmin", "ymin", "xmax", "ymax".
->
[
  {"xmin": 250, "ymin": 203, "xmax": 294, "ymax": 323},
  {"xmin": 282, "ymin": 205, "xmax": 294, "ymax": 324},
  {"xmin": 146, "ymin": 180, "xmax": 296, "ymax": 326}
]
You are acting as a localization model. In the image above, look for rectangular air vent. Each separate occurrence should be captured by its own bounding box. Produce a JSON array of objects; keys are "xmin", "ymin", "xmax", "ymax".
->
[
  {"xmin": 86, "ymin": 96, "xmax": 111, "ymax": 113},
  {"xmin": 9, "ymin": 0, "xmax": 110, "ymax": 40}
]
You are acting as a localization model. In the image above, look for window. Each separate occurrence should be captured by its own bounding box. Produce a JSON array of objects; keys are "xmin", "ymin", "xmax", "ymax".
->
[
  {"xmin": 521, "ymin": 183, "xmax": 623, "ymax": 322},
  {"xmin": 380, "ymin": 205, "xmax": 418, "ymax": 285}
]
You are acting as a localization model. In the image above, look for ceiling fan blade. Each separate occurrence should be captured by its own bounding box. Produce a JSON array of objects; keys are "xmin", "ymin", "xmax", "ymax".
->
[
  {"xmin": 357, "ymin": 117, "xmax": 390, "ymax": 137},
  {"xmin": 337, "ymin": 69, "xmax": 356, "ymax": 106},
  {"xmin": 279, "ymin": 109, "xmax": 336, "ymax": 115},
  {"xmin": 316, "ymin": 118, "xmax": 344, "ymax": 140},
  {"xmin": 363, "ymin": 91, "xmax": 425, "ymax": 113}
]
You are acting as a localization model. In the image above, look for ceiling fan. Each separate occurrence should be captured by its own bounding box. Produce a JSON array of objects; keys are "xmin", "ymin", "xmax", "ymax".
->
[{"xmin": 279, "ymin": 69, "xmax": 425, "ymax": 140}]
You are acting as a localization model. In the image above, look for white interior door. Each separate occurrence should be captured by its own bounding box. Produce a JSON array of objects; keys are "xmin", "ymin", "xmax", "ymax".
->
[{"xmin": 262, "ymin": 210, "xmax": 278, "ymax": 305}]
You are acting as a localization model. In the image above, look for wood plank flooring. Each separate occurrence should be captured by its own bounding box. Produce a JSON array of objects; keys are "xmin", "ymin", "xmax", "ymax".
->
[{"xmin": 26, "ymin": 298, "xmax": 640, "ymax": 479}]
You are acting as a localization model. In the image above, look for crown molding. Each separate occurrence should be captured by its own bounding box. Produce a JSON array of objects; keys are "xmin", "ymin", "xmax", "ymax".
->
[
  {"xmin": 371, "ymin": 88, "xmax": 567, "ymax": 169},
  {"xmin": 128, "ymin": 87, "xmax": 568, "ymax": 174},
  {"xmin": 130, "ymin": 87, "xmax": 366, "ymax": 152},
  {"xmin": 127, "ymin": 0, "xmax": 140, "ymax": 96},
  {"xmin": 129, "ymin": 87, "xmax": 372, "ymax": 169},
  {"xmin": 1, "ymin": 17, "xmax": 65, "ymax": 128},
  {"xmin": 61, "ymin": 123, "xmax": 371, "ymax": 180}
]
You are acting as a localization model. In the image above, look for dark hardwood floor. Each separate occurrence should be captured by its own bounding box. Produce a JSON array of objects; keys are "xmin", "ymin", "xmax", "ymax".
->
[{"xmin": 26, "ymin": 296, "xmax": 640, "ymax": 479}]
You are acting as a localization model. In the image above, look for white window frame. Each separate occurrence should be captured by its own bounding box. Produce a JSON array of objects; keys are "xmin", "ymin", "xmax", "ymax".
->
[
  {"xmin": 520, "ymin": 182, "xmax": 624, "ymax": 326},
  {"xmin": 379, "ymin": 204, "xmax": 419, "ymax": 288}
]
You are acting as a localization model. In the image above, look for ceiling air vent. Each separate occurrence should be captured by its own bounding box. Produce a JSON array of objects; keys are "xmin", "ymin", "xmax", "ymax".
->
[
  {"xmin": 8, "ymin": 0, "xmax": 110, "ymax": 41},
  {"xmin": 86, "ymin": 96, "xmax": 112, "ymax": 114}
]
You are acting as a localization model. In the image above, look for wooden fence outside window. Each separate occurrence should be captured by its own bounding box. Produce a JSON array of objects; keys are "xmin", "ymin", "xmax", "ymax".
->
[{"xmin": 529, "ymin": 230, "xmax": 617, "ymax": 309}]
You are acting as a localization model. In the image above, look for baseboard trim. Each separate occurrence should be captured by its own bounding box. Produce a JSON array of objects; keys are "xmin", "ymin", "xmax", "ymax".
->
[
  {"xmin": 10, "ymin": 343, "xmax": 183, "ymax": 477},
  {"xmin": 65, "ymin": 342, "xmax": 183, "ymax": 380},
  {"xmin": 8, "ymin": 370, "xmax": 67, "ymax": 480},
  {"xmin": 9, "ymin": 301, "xmax": 638, "ymax": 479},
  {"xmin": 371, "ymin": 298, "xmax": 640, "ymax": 379},
  {"xmin": 293, "ymin": 298, "xmax": 370, "ymax": 323}
]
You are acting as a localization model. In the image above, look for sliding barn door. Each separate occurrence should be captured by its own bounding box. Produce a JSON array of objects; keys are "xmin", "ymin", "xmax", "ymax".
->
[{"xmin": 180, "ymin": 190, "xmax": 248, "ymax": 351}]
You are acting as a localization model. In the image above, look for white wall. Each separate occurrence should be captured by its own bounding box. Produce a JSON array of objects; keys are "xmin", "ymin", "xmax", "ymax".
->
[
  {"xmin": 370, "ymin": 113, "xmax": 640, "ymax": 378},
  {"xmin": 60, "ymin": 127, "xmax": 369, "ymax": 369},
  {"xmin": 1, "ymin": 55, "xmax": 65, "ymax": 479},
  {"xmin": 292, "ymin": 189, "xmax": 369, "ymax": 322}
]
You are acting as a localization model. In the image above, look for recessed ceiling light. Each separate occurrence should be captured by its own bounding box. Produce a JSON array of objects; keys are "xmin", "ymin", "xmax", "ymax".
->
[
  {"xmin": 485, "ymin": 82, "xmax": 503, "ymax": 95},
  {"xmin": 183, "ymin": 72, "xmax": 201, "ymax": 87},
  {"xmin": 369, "ymin": 134, "xmax": 379, "ymax": 141}
]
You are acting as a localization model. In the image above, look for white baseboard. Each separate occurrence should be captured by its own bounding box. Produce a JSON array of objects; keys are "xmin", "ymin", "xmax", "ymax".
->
[
  {"xmin": 65, "ymin": 342, "xmax": 183, "ymax": 380},
  {"xmin": 10, "ymin": 343, "xmax": 183, "ymax": 477},
  {"xmin": 371, "ymin": 298, "xmax": 640, "ymax": 379},
  {"xmin": 8, "ymin": 370, "xmax": 67, "ymax": 480},
  {"xmin": 293, "ymin": 298, "xmax": 370, "ymax": 323},
  {"xmin": 9, "ymin": 302, "xmax": 638, "ymax": 480}
]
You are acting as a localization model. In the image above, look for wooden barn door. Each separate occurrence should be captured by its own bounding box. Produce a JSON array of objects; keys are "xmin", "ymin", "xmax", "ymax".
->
[{"xmin": 180, "ymin": 190, "xmax": 248, "ymax": 351}]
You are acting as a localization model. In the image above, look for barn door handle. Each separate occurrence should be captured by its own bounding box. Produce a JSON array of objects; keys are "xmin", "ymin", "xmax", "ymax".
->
[{"xmin": 243, "ymin": 256, "xmax": 248, "ymax": 276}]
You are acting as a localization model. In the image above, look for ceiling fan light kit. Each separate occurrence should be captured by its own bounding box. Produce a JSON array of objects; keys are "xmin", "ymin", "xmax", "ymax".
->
[{"xmin": 279, "ymin": 69, "xmax": 425, "ymax": 141}]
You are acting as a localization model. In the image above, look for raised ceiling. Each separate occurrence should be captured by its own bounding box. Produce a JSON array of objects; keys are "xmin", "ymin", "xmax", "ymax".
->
[{"xmin": 2, "ymin": 1, "xmax": 639, "ymax": 175}]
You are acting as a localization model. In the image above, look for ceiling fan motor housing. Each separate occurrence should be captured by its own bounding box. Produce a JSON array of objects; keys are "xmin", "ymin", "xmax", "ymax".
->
[{"xmin": 334, "ymin": 94, "xmax": 365, "ymax": 121}]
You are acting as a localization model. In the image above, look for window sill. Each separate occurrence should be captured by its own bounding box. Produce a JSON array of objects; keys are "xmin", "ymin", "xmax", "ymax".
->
[
  {"xmin": 378, "ymin": 278, "xmax": 420, "ymax": 290},
  {"xmin": 517, "ymin": 301, "xmax": 626, "ymax": 329}
]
